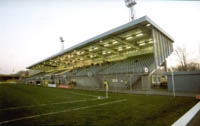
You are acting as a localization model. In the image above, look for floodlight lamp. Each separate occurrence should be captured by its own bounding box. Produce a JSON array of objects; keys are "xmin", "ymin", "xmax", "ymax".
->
[
  {"xmin": 60, "ymin": 37, "xmax": 64, "ymax": 43},
  {"xmin": 125, "ymin": 0, "xmax": 136, "ymax": 8}
]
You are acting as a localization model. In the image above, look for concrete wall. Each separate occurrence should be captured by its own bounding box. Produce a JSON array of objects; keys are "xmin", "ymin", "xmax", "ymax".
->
[
  {"xmin": 141, "ymin": 75, "xmax": 151, "ymax": 90},
  {"xmin": 74, "ymin": 76, "xmax": 101, "ymax": 89},
  {"xmin": 165, "ymin": 71, "xmax": 200, "ymax": 93},
  {"xmin": 73, "ymin": 74, "xmax": 143, "ymax": 91},
  {"xmin": 99, "ymin": 74, "xmax": 131, "ymax": 91}
]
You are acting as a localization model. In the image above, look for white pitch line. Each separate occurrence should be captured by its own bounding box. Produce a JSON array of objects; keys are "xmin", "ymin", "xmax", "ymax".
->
[
  {"xmin": 0, "ymin": 99, "xmax": 127, "ymax": 125},
  {"xmin": 67, "ymin": 91, "xmax": 101, "ymax": 98},
  {"xmin": 0, "ymin": 98, "xmax": 103, "ymax": 111}
]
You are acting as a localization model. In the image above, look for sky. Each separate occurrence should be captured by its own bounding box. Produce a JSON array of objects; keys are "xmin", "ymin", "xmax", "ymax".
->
[{"xmin": 0, "ymin": 0, "xmax": 200, "ymax": 74}]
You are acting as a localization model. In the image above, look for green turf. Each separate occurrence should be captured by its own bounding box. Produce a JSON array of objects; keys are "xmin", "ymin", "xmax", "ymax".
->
[{"xmin": 0, "ymin": 84, "xmax": 198, "ymax": 126}]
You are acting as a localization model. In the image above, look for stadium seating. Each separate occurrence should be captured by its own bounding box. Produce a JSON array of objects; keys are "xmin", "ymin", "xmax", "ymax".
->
[
  {"xmin": 99, "ymin": 54, "xmax": 155, "ymax": 75},
  {"xmin": 26, "ymin": 54, "xmax": 157, "ymax": 90}
]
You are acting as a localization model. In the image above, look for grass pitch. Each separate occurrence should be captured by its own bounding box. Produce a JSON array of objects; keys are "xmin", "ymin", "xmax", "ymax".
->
[{"xmin": 0, "ymin": 84, "xmax": 198, "ymax": 126}]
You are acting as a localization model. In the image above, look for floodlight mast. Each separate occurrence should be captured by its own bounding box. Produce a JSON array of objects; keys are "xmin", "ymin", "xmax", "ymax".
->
[
  {"xmin": 124, "ymin": 0, "xmax": 137, "ymax": 21},
  {"xmin": 60, "ymin": 37, "xmax": 64, "ymax": 51}
]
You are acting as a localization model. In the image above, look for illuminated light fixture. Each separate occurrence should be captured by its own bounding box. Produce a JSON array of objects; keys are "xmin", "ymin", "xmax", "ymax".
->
[
  {"xmin": 137, "ymin": 40, "xmax": 145, "ymax": 44},
  {"xmin": 104, "ymin": 43, "xmax": 109, "ymax": 47},
  {"xmin": 94, "ymin": 47, "xmax": 98, "ymax": 50},
  {"xmin": 118, "ymin": 46, "xmax": 123, "ymax": 51},
  {"xmin": 112, "ymin": 41, "xmax": 118, "ymax": 44},
  {"xmin": 139, "ymin": 43, "xmax": 146, "ymax": 46},
  {"xmin": 76, "ymin": 51, "xmax": 80, "ymax": 55},
  {"xmin": 89, "ymin": 48, "xmax": 93, "ymax": 51},
  {"xmin": 126, "ymin": 36, "xmax": 133, "ymax": 40},
  {"xmin": 146, "ymin": 24, "xmax": 151, "ymax": 27},
  {"xmin": 77, "ymin": 51, "xmax": 85, "ymax": 55},
  {"xmin": 126, "ymin": 46, "xmax": 131, "ymax": 49},
  {"xmin": 102, "ymin": 51, "xmax": 107, "ymax": 55},
  {"xmin": 148, "ymin": 41, "xmax": 153, "ymax": 44},
  {"xmin": 118, "ymin": 46, "xmax": 123, "ymax": 49},
  {"xmin": 136, "ymin": 33, "xmax": 143, "ymax": 37},
  {"xmin": 118, "ymin": 48, "xmax": 123, "ymax": 51}
]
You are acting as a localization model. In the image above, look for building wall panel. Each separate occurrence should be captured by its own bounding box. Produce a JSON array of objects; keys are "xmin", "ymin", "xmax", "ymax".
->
[{"xmin": 152, "ymin": 28, "xmax": 173, "ymax": 67}]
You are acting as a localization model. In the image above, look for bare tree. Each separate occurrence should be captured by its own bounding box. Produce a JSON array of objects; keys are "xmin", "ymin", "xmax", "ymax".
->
[
  {"xmin": 174, "ymin": 46, "xmax": 200, "ymax": 71},
  {"xmin": 187, "ymin": 62, "xmax": 200, "ymax": 71},
  {"xmin": 174, "ymin": 47, "xmax": 188, "ymax": 71}
]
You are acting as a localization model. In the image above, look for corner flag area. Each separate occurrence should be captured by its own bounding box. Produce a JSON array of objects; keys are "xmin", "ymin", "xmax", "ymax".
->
[{"xmin": 0, "ymin": 84, "xmax": 198, "ymax": 126}]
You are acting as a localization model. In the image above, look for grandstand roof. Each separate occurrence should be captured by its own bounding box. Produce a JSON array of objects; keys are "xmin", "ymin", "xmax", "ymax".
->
[{"xmin": 27, "ymin": 16, "xmax": 174, "ymax": 73}]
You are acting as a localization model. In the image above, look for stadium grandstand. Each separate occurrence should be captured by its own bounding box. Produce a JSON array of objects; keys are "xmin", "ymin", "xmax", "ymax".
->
[{"xmin": 24, "ymin": 16, "xmax": 174, "ymax": 92}]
